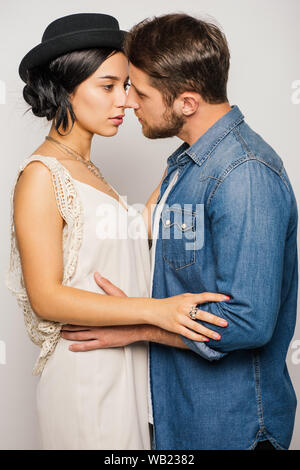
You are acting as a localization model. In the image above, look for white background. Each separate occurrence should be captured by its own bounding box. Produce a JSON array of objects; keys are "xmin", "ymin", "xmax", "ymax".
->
[{"xmin": 0, "ymin": 0, "xmax": 299, "ymax": 450}]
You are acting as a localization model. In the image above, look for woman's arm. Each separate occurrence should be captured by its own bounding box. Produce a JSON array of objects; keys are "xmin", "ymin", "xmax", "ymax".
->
[
  {"xmin": 13, "ymin": 161, "xmax": 228, "ymax": 341},
  {"xmin": 142, "ymin": 167, "xmax": 167, "ymax": 240}
]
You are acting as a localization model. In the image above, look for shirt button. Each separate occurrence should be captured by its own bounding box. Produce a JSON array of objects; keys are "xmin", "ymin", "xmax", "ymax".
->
[
  {"xmin": 166, "ymin": 220, "xmax": 171, "ymax": 226},
  {"xmin": 181, "ymin": 223, "xmax": 187, "ymax": 229}
]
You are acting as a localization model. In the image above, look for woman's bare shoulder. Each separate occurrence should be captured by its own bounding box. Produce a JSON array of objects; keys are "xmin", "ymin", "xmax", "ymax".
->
[
  {"xmin": 16, "ymin": 158, "xmax": 53, "ymax": 191},
  {"xmin": 14, "ymin": 157, "xmax": 59, "ymax": 217},
  {"xmin": 13, "ymin": 159, "xmax": 65, "ymax": 228}
]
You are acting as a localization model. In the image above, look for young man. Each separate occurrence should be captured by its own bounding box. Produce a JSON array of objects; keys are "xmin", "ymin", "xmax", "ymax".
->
[{"xmin": 61, "ymin": 14, "xmax": 298, "ymax": 450}]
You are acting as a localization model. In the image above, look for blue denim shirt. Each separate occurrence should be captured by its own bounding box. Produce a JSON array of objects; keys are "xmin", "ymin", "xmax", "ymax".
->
[{"xmin": 150, "ymin": 105, "xmax": 298, "ymax": 450}]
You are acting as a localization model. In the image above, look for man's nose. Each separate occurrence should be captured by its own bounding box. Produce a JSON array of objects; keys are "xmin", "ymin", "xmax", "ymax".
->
[{"xmin": 125, "ymin": 89, "xmax": 139, "ymax": 109}]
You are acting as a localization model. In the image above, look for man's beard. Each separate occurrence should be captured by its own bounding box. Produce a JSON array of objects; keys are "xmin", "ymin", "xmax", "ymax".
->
[{"xmin": 141, "ymin": 107, "xmax": 186, "ymax": 139}]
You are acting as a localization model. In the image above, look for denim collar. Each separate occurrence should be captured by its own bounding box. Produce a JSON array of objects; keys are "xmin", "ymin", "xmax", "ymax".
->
[{"xmin": 167, "ymin": 105, "xmax": 244, "ymax": 169}]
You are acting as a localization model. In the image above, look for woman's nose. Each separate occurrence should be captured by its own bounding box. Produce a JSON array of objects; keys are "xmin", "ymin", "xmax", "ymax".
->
[
  {"xmin": 125, "ymin": 88, "xmax": 139, "ymax": 110},
  {"xmin": 116, "ymin": 89, "xmax": 128, "ymax": 109}
]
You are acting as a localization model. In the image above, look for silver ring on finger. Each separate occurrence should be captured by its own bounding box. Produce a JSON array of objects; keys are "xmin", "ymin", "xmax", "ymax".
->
[{"xmin": 189, "ymin": 305, "xmax": 198, "ymax": 321}]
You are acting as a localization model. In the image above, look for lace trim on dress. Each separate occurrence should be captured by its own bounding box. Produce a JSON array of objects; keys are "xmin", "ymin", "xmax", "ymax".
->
[{"xmin": 5, "ymin": 155, "xmax": 84, "ymax": 375}]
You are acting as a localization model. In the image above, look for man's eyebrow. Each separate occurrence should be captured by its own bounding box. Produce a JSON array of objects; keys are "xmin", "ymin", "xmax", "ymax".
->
[
  {"xmin": 97, "ymin": 75, "xmax": 130, "ymax": 81},
  {"xmin": 130, "ymin": 83, "xmax": 147, "ymax": 96}
]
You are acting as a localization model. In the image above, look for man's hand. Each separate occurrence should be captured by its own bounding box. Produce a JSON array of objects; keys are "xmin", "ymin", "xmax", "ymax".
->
[
  {"xmin": 61, "ymin": 324, "xmax": 146, "ymax": 351},
  {"xmin": 93, "ymin": 272, "xmax": 127, "ymax": 298},
  {"xmin": 61, "ymin": 272, "xmax": 146, "ymax": 351}
]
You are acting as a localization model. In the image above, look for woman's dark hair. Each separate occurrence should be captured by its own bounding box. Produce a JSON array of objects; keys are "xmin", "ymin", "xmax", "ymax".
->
[
  {"xmin": 23, "ymin": 48, "xmax": 117, "ymax": 135},
  {"xmin": 124, "ymin": 14, "xmax": 230, "ymax": 106}
]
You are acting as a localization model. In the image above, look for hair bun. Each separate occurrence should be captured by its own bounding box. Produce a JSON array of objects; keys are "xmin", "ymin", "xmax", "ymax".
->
[{"xmin": 23, "ymin": 67, "xmax": 64, "ymax": 120}]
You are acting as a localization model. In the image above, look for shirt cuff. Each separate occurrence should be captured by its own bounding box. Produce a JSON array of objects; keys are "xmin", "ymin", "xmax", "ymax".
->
[{"xmin": 180, "ymin": 335, "xmax": 228, "ymax": 361}]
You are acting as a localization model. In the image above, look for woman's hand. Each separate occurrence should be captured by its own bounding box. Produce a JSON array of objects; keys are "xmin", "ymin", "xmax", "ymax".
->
[
  {"xmin": 150, "ymin": 292, "xmax": 229, "ymax": 341},
  {"xmin": 93, "ymin": 273, "xmax": 229, "ymax": 342}
]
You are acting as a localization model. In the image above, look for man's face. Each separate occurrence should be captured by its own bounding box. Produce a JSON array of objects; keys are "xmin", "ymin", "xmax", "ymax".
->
[{"xmin": 126, "ymin": 64, "xmax": 185, "ymax": 139}]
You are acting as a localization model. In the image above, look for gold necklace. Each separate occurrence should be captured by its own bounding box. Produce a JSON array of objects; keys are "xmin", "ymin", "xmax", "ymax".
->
[{"xmin": 45, "ymin": 136, "xmax": 115, "ymax": 196}]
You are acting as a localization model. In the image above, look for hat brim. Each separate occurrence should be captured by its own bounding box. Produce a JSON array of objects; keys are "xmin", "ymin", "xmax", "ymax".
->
[{"xmin": 19, "ymin": 29, "xmax": 127, "ymax": 82}]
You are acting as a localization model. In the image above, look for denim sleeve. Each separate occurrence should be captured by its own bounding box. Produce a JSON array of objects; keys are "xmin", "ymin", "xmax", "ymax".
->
[{"xmin": 181, "ymin": 160, "xmax": 292, "ymax": 358}]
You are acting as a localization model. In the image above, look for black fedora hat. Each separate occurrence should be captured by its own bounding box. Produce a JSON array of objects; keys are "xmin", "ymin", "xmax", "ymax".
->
[{"xmin": 19, "ymin": 13, "xmax": 127, "ymax": 82}]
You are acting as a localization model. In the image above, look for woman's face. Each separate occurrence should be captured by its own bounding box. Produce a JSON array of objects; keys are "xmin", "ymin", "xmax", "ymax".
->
[{"xmin": 69, "ymin": 51, "xmax": 129, "ymax": 137}]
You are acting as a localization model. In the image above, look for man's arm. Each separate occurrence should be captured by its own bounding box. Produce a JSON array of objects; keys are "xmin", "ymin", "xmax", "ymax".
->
[
  {"xmin": 145, "ymin": 325, "xmax": 189, "ymax": 349},
  {"xmin": 180, "ymin": 160, "xmax": 294, "ymax": 357},
  {"xmin": 61, "ymin": 273, "xmax": 190, "ymax": 350},
  {"xmin": 61, "ymin": 273, "xmax": 228, "ymax": 351},
  {"xmin": 61, "ymin": 322, "xmax": 190, "ymax": 352},
  {"xmin": 142, "ymin": 167, "xmax": 167, "ymax": 240}
]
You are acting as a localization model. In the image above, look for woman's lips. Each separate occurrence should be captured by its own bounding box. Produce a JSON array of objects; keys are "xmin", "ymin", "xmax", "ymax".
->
[{"xmin": 109, "ymin": 116, "xmax": 124, "ymax": 126}]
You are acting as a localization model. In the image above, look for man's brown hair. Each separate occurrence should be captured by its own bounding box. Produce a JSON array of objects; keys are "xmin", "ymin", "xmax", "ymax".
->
[{"xmin": 124, "ymin": 13, "xmax": 230, "ymax": 106}]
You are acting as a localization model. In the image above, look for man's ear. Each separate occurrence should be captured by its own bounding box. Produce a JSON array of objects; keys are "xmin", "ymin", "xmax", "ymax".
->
[{"xmin": 175, "ymin": 92, "xmax": 201, "ymax": 116}]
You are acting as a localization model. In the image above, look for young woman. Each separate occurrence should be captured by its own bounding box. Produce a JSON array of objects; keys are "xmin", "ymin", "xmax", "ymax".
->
[{"xmin": 6, "ymin": 13, "xmax": 228, "ymax": 450}]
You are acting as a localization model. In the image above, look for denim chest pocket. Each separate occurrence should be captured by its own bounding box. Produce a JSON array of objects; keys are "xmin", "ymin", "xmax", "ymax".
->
[{"xmin": 161, "ymin": 206, "xmax": 197, "ymax": 270}]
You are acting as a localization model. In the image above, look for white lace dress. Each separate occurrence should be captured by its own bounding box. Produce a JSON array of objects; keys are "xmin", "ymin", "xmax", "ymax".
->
[{"xmin": 5, "ymin": 155, "xmax": 151, "ymax": 450}]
